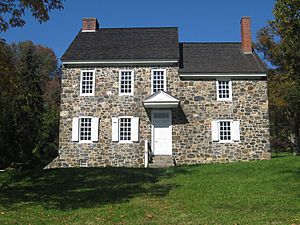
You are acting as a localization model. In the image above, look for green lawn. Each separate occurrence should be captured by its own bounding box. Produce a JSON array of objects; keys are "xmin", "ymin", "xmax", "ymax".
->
[{"xmin": 0, "ymin": 154, "xmax": 299, "ymax": 225}]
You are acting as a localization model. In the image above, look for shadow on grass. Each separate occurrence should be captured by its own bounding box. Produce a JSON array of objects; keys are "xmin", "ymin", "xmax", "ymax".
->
[
  {"xmin": 0, "ymin": 167, "xmax": 186, "ymax": 210},
  {"xmin": 271, "ymin": 152, "xmax": 296, "ymax": 158}
]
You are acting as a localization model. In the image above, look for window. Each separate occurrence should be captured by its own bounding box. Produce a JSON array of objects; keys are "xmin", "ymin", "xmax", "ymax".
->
[
  {"xmin": 152, "ymin": 69, "xmax": 166, "ymax": 94},
  {"xmin": 216, "ymin": 80, "xmax": 232, "ymax": 101},
  {"xmin": 211, "ymin": 120, "xmax": 240, "ymax": 143},
  {"xmin": 79, "ymin": 117, "xmax": 92, "ymax": 141},
  {"xmin": 111, "ymin": 117, "xmax": 139, "ymax": 143},
  {"xmin": 219, "ymin": 121, "xmax": 231, "ymax": 141},
  {"xmin": 71, "ymin": 117, "xmax": 99, "ymax": 142},
  {"xmin": 80, "ymin": 70, "xmax": 95, "ymax": 96},
  {"xmin": 119, "ymin": 117, "xmax": 132, "ymax": 142},
  {"xmin": 119, "ymin": 70, "xmax": 134, "ymax": 95}
]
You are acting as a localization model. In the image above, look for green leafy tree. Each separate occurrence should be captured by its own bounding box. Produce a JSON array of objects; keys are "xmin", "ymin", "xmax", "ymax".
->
[
  {"xmin": 0, "ymin": 0, "xmax": 64, "ymax": 32},
  {"xmin": 256, "ymin": 0, "xmax": 300, "ymax": 155},
  {"xmin": 0, "ymin": 42, "xmax": 18, "ymax": 168},
  {"xmin": 0, "ymin": 41, "xmax": 60, "ymax": 169}
]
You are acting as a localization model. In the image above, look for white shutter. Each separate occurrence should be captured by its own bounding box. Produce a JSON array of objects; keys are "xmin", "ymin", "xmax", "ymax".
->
[
  {"xmin": 72, "ymin": 117, "xmax": 79, "ymax": 141},
  {"xmin": 131, "ymin": 117, "xmax": 139, "ymax": 142},
  {"xmin": 232, "ymin": 120, "xmax": 240, "ymax": 141},
  {"xmin": 211, "ymin": 120, "xmax": 219, "ymax": 141},
  {"xmin": 91, "ymin": 117, "xmax": 99, "ymax": 142},
  {"xmin": 112, "ymin": 117, "xmax": 119, "ymax": 141}
]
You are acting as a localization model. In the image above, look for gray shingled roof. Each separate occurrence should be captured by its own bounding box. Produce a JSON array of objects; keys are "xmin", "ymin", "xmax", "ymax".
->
[
  {"xmin": 61, "ymin": 27, "xmax": 179, "ymax": 61},
  {"xmin": 179, "ymin": 43, "xmax": 267, "ymax": 74}
]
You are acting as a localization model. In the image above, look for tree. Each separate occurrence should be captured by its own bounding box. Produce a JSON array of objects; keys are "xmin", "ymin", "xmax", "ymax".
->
[
  {"xmin": 0, "ymin": 0, "xmax": 64, "ymax": 32},
  {"xmin": 0, "ymin": 41, "xmax": 60, "ymax": 169},
  {"xmin": 0, "ymin": 42, "xmax": 18, "ymax": 168},
  {"xmin": 255, "ymin": 0, "xmax": 300, "ymax": 155}
]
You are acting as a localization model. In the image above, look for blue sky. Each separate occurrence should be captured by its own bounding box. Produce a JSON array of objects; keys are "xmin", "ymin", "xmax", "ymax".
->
[{"xmin": 2, "ymin": 0, "xmax": 275, "ymax": 61}]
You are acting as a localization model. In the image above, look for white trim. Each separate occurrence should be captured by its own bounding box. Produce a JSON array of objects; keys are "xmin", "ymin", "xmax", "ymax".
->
[
  {"xmin": 131, "ymin": 117, "xmax": 139, "ymax": 142},
  {"xmin": 180, "ymin": 73, "xmax": 266, "ymax": 79},
  {"xmin": 81, "ymin": 30, "xmax": 96, "ymax": 32},
  {"xmin": 91, "ymin": 117, "xmax": 99, "ymax": 142},
  {"xmin": 118, "ymin": 116, "xmax": 134, "ymax": 144},
  {"xmin": 143, "ymin": 102, "xmax": 178, "ymax": 108},
  {"xmin": 151, "ymin": 110, "xmax": 172, "ymax": 155},
  {"xmin": 72, "ymin": 117, "xmax": 79, "ymax": 142},
  {"xmin": 111, "ymin": 117, "xmax": 119, "ymax": 142},
  {"xmin": 216, "ymin": 80, "xmax": 232, "ymax": 101},
  {"xmin": 119, "ymin": 69, "xmax": 134, "ymax": 96},
  {"xmin": 151, "ymin": 69, "xmax": 167, "ymax": 94},
  {"xmin": 216, "ymin": 119, "xmax": 235, "ymax": 143},
  {"xmin": 80, "ymin": 69, "xmax": 96, "ymax": 96},
  {"xmin": 63, "ymin": 60, "xmax": 178, "ymax": 65},
  {"xmin": 78, "ymin": 116, "xmax": 94, "ymax": 144}
]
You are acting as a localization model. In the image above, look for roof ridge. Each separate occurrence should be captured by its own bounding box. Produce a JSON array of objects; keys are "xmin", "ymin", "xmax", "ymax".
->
[
  {"xmin": 180, "ymin": 42, "xmax": 241, "ymax": 44},
  {"xmin": 97, "ymin": 27, "xmax": 178, "ymax": 30}
]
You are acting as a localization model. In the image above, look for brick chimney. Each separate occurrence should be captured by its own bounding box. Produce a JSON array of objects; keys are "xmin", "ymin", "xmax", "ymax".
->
[
  {"xmin": 82, "ymin": 18, "xmax": 99, "ymax": 32},
  {"xmin": 240, "ymin": 16, "xmax": 252, "ymax": 54}
]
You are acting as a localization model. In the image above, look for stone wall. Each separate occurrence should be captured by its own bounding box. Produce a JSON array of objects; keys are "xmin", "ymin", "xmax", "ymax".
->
[{"xmin": 51, "ymin": 65, "xmax": 270, "ymax": 168}]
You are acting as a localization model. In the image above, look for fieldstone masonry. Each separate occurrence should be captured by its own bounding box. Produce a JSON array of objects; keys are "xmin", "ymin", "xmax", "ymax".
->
[{"xmin": 46, "ymin": 65, "xmax": 270, "ymax": 168}]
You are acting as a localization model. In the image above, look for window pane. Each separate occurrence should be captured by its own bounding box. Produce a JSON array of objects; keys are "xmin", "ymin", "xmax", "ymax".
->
[
  {"xmin": 81, "ymin": 72, "xmax": 94, "ymax": 94},
  {"xmin": 219, "ymin": 121, "xmax": 231, "ymax": 141},
  {"xmin": 120, "ymin": 71, "xmax": 132, "ymax": 94},
  {"xmin": 152, "ymin": 70, "xmax": 165, "ymax": 93},
  {"xmin": 218, "ymin": 81, "xmax": 230, "ymax": 99},
  {"xmin": 119, "ymin": 118, "xmax": 132, "ymax": 141},
  {"xmin": 80, "ymin": 118, "xmax": 92, "ymax": 141}
]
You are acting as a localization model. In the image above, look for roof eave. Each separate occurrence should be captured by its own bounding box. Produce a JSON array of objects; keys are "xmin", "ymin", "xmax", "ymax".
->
[
  {"xmin": 179, "ymin": 72, "xmax": 267, "ymax": 79},
  {"xmin": 62, "ymin": 59, "xmax": 179, "ymax": 66}
]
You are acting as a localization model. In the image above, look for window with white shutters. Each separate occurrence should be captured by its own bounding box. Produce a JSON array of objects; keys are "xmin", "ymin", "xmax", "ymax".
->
[
  {"xmin": 111, "ymin": 117, "xmax": 139, "ymax": 143},
  {"xmin": 219, "ymin": 121, "xmax": 231, "ymax": 141},
  {"xmin": 79, "ymin": 117, "xmax": 92, "ymax": 141},
  {"xmin": 152, "ymin": 69, "xmax": 166, "ymax": 94},
  {"xmin": 72, "ymin": 117, "xmax": 99, "ymax": 143},
  {"xmin": 119, "ymin": 117, "xmax": 132, "ymax": 142},
  {"xmin": 211, "ymin": 120, "xmax": 240, "ymax": 143},
  {"xmin": 80, "ymin": 70, "xmax": 95, "ymax": 96}
]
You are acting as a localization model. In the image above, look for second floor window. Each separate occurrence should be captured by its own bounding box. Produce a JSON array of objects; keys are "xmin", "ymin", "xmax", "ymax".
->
[
  {"xmin": 80, "ymin": 70, "xmax": 95, "ymax": 96},
  {"xmin": 152, "ymin": 69, "xmax": 166, "ymax": 94},
  {"xmin": 119, "ymin": 70, "xmax": 134, "ymax": 95},
  {"xmin": 217, "ymin": 80, "xmax": 232, "ymax": 101}
]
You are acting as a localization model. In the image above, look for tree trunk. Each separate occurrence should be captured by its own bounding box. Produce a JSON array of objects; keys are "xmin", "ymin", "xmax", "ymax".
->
[{"xmin": 293, "ymin": 119, "xmax": 300, "ymax": 156}]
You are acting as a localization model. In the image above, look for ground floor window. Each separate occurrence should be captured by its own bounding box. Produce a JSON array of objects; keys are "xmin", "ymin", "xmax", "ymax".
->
[
  {"xmin": 111, "ymin": 116, "xmax": 139, "ymax": 143},
  {"xmin": 219, "ymin": 121, "xmax": 231, "ymax": 141},
  {"xmin": 211, "ymin": 119, "xmax": 240, "ymax": 142},
  {"xmin": 119, "ymin": 117, "xmax": 132, "ymax": 142},
  {"xmin": 80, "ymin": 117, "xmax": 92, "ymax": 141},
  {"xmin": 71, "ymin": 117, "xmax": 99, "ymax": 143}
]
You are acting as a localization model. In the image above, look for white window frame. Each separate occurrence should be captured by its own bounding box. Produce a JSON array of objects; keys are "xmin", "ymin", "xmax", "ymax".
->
[
  {"xmin": 118, "ymin": 116, "xmax": 133, "ymax": 144},
  {"xmin": 78, "ymin": 116, "xmax": 93, "ymax": 143},
  {"xmin": 119, "ymin": 69, "xmax": 134, "ymax": 96},
  {"xmin": 151, "ymin": 69, "xmax": 167, "ymax": 94},
  {"xmin": 216, "ymin": 79, "xmax": 232, "ymax": 101},
  {"xmin": 80, "ymin": 69, "xmax": 96, "ymax": 96},
  {"xmin": 217, "ymin": 119, "xmax": 233, "ymax": 143}
]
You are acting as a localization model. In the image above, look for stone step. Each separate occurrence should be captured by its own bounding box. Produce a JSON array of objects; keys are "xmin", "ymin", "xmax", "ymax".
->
[{"xmin": 148, "ymin": 155, "xmax": 174, "ymax": 168}]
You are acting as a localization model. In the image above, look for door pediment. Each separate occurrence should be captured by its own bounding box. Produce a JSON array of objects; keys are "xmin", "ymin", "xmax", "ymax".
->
[{"xmin": 143, "ymin": 91, "xmax": 179, "ymax": 108}]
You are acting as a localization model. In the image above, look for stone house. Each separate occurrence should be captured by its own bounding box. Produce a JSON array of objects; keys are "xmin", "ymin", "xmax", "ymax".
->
[{"xmin": 47, "ymin": 16, "xmax": 270, "ymax": 168}]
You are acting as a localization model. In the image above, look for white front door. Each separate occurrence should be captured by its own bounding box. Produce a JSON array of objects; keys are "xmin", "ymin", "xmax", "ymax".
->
[{"xmin": 151, "ymin": 110, "xmax": 172, "ymax": 155}]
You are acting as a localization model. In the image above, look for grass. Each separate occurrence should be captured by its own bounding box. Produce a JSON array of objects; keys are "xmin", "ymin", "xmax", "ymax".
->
[{"xmin": 0, "ymin": 153, "xmax": 299, "ymax": 224}]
